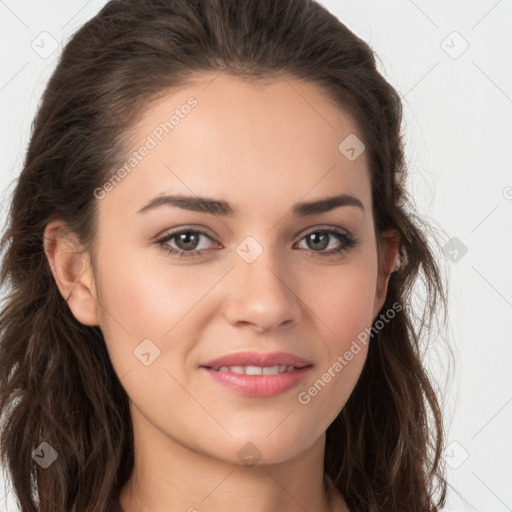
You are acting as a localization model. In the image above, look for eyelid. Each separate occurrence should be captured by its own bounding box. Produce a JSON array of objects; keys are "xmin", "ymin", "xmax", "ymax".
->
[
  {"xmin": 294, "ymin": 224, "xmax": 352, "ymax": 240},
  {"xmin": 152, "ymin": 224, "xmax": 218, "ymax": 241}
]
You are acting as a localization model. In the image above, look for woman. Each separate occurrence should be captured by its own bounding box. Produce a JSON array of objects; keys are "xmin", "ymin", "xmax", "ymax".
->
[{"xmin": 0, "ymin": 0, "xmax": 449, "ymax": 510}]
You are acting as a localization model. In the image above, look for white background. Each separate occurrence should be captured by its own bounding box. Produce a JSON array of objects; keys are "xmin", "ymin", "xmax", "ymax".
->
[{"xmin": 1, "ymin": 1, "xmax": 511, "ymax": 510}]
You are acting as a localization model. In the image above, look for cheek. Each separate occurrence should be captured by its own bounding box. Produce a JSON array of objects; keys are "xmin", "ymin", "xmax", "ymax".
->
[
  {"xmin": 96, "ymin": 242, "xmax": 206, "ymax": 334},
  {"xmin": 297, "ymin": 260, "xmax": 376, "ymax": 414},
  {"xmin": 93, "ymin": 248, "xmax": 209, "ymax": 426},
  {"xmin": 307, "ymin": 256, "xmax": 378, "ymax": 344},
  {"xmin": 94, "ymin": 243, "xmax": 224, "ymax": 380},
  {"xmin": 291, "ymin": 272, "xmax": 376, "ymax": 438}
]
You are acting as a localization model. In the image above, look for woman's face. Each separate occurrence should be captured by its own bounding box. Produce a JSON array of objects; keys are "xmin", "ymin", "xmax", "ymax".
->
[{"xmin": 82, "ymin": 73, "xmax": 396, "ymax": 465}]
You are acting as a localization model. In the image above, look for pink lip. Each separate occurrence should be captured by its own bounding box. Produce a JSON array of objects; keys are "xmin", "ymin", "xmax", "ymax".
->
[
  {"xmin": 200, "ymin": 350, "xmax": 312, "ymax": 369},
  {"xmin": 199, "ymin": 351, "xmax": 313, "ymax": 398}
]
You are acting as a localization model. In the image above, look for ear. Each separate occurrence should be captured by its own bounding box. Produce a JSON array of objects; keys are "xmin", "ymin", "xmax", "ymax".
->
[
  {"xmin": 372, "ymin": 228, "xmax": 400, "ymax": 319},
  {"xmin": 43, "ymin": 219, "xmax": 100, "ymax": 327}
]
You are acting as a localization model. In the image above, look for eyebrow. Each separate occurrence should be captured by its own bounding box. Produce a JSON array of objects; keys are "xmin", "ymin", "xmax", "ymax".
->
[{"xmin": 137, "ymin": 192, "xmax": 364, "ymax": 216}]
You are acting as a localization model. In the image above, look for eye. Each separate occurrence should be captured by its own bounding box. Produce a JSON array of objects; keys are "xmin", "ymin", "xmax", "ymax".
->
[
  {"xmin": 294, "ymin": 227, "xmax": 357, "ymax": 255},
  {"xmin": 155, "ymin": 228, "xmax": 220, "ymax": 258},
  {"xmin": 155, "ymin": 226, "xmax": 357, "ymax": 259}
]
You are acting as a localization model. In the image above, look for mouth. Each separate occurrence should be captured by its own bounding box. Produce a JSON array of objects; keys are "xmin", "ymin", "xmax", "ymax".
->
[
  {"xmin": 199, "ymin": 351, "xmax": 313, "ymax": 397},
  {"xmin": 205, "ymin": 364, "xmax": 302, "ymax": 375}
]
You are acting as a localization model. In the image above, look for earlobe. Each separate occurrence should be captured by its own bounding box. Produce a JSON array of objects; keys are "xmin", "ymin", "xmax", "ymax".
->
[
  {"xmin": 43, "ymin": 220, "xmax": 100, "ymax": 327},
  {"xmin": 372, "ymin": 228, "xmax": 400, "ymax": 318}
]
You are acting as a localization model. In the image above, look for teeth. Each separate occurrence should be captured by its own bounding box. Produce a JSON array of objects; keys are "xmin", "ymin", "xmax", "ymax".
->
[
  {"xmin": 226, "ymin": 366, "xmax": 245, "ymax": 374},
  {"xmin": 215, "ymin": 365, "xmax": 295, "ymax": 375},
  {"xmin": 246, "ymin": 365, "xmax": 262, "ymax": 375}
]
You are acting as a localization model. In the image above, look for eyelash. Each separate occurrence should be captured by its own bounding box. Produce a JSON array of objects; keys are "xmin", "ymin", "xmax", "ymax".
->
[{"xmin": 155, "ymin": 226, "xmax": 358, "ymax": 259}]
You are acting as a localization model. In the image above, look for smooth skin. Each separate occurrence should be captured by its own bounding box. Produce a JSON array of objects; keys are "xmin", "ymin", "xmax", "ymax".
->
[{"xmin": 44, "ymin": 72, "xmax": 399, "ymax": 512}]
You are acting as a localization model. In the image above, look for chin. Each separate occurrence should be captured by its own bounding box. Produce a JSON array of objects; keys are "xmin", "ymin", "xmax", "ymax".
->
[{"xmin": 218, "ymin": 428, "xmax": 321, "ymax": 467}]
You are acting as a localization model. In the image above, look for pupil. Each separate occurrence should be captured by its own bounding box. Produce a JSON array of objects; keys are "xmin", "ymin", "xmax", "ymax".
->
[
  {"xmin": 309, "ymin": 232, "xmax": 328, "ymax": 250},
  {"xmin": 178, "ymin": 232, "xmax": 198, "ymax": 250}
]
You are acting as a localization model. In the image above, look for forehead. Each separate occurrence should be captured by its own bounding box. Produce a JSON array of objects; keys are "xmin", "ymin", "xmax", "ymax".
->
[{"xmin": 101, "ymin": 72, "xmax": 371, "ymax": 220}]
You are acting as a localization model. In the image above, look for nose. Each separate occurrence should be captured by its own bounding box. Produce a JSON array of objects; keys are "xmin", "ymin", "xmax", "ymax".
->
[{"xmin": 222, "ymin": 241, "xmax": 303, "ymax": 333}]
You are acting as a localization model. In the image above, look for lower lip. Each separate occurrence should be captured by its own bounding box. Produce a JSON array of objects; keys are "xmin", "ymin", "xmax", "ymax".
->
[{"xmin": 200, "ymin": 366, "xmax": 312, "ymax": 397}]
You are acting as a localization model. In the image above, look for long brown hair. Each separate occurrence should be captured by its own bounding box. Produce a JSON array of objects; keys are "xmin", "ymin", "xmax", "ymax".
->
[{"xmin": 0, "ymin": 0, "xmax": 450, "ymax": 510}]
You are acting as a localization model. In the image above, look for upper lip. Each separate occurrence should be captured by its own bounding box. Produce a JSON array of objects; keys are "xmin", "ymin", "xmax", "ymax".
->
[{"xmin": 200, "ymin": 351, "xmax": 313, "ymax": 369}]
